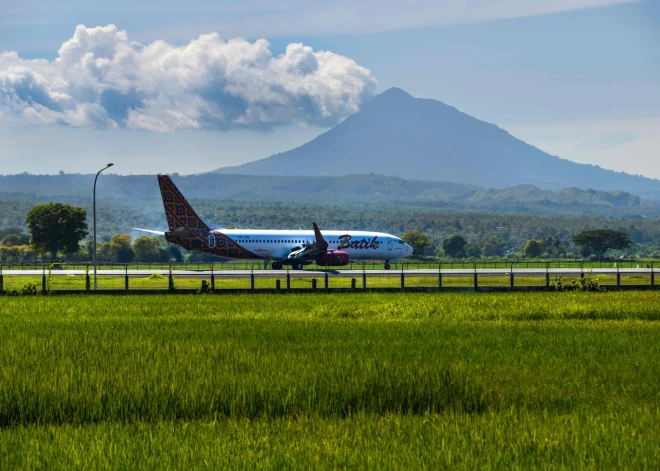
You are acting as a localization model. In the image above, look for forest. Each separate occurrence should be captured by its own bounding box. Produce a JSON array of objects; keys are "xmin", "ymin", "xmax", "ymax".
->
[
  {"xmin": 1, "ymin": 172, "xmax": 659, "ymax": 263},
  {"xmin": 1, "ymin": 195, "xmax": 659, "ymax": 263},
  {"xmin": 1, "ymin": 172, "xmax": 658, "ymax": 216}
]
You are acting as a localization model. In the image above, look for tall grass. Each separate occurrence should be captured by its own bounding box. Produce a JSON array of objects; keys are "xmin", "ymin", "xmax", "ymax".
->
[
  {"xmin": 1, "ymin": 293, "xmax": 659, "ymax": 468},
  {"xmin": 2, "ymin": 410, "xmax": 660, "ymax": 470}
]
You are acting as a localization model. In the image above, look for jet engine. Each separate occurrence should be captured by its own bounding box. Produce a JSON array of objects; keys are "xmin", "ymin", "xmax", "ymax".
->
[{"xmin": 315, "ymin": 250, "xmax": 349, "ymax": 266}]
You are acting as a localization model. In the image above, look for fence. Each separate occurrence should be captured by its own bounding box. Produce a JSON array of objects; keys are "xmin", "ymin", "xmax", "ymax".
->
[
  {"xmin": 0, "ymin": 267, "xmax": 656, "ymax": 295},
  {"xmin": 0, "ymin": 259, "xmax": 654, "ymax": 272}
]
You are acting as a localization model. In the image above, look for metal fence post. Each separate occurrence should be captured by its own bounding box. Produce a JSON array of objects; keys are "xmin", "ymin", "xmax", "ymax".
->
[
  {"xmin": 286, "ymin": 271, "xmax": 291, "ymax": 290},
  {"xmin": 400, "ymin": 272, "xmax": 405, "ymax": 290},
  {"xmin": 210, "ymin": 263, "xmax": 215, "ymax": 292},
  {"xmin": 250, "ymin": 271, "xmax": 255, "ymax": 291},
  {"xmin": 616, "ymin": 268, "xmax": 621, "ymax": 289},
  {"xmin": 42, "ymin": 267, "xmax": 47, "ymax": 294},
  {"xmin": 473, "ymin": 270, "xmax": 478, "ymax": 291},
  {"xmin": 125, "ymin": 265, "xmax": 129, "ymax": 293},
  {"xmin": 312, "ymin": 279, "xmax": 317, "ymax": 291},
  {"xmin": 652, "ymin": 262, "xmax": 655, "ymax": 288},
  {"xmin": 510, "ymin": 265, "xmax": 514, "ymax": 289},
  {"xmin": 325, "ymin": 272, "xmax": 329, "ymax": 291},
  {"xmin": 438, "ymin": 263, "xmax": 442, "ymax": 290},
  {"xmin": 545, "ymin": 265, "xmax": 550, "ymax": 289},
  {"xmin": 362, "ymin": 271, "xmax": 367, "ymax": 290},
  {"xmin": 351, "ymin": 278, "xmax": 356, "ymax": 291},
  {"xmin": 276, "ymin": 279, "xmax": 281, "ymax": 292}
]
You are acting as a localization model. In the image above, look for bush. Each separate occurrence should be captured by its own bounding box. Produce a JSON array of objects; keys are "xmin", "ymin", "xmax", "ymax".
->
[
  {"xmin": 550, "ymin": 276, "xmax": 564, "ymax": 291},
  {"xmin": 5, "ymin": 281, "xmax": 40, "ymax": 296},
  {"xmin": 571, "ymin": 271, "xmax": 605, "ymax": 292},
  {"xmin": 551, "ymin": 271, "xmax": 605, "ymax": 292}
]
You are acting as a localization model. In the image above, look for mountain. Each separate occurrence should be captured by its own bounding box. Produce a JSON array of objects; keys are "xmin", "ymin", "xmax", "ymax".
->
[
  {"xmin": 0, "ymin": 173, "xmax": 655, "ymax": 217},
  {"xmin": 216, "ymin": 88, "xmax": 660, "ymax": 201}
]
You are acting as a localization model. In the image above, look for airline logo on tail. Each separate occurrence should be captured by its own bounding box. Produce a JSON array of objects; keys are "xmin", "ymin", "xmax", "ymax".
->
[
  {"xmin": 158, "ymin": 175, "xmax": 209, "ymax": 232},
  {"xmin": 156, "ymin": 175, "xmax": 255, "ymax": 259}
]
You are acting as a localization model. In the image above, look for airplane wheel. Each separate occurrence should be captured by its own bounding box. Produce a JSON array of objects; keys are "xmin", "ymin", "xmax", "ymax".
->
[
  {"xmin": 384, "ymin": 262, "xmax": 391, "ymax": 270},
  {"xmin": 272, "ymin": 261, "xmax": 283, "ymax": 270},
  {"xmin": 292, "ymin": 261, "xmax": 304, "ymax": 270}
]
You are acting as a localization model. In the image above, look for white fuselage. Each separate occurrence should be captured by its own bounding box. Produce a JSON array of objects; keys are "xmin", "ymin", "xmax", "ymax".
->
[{"xmin": 217, "ymin": 229, "xmax": 412, "ymax": 261}]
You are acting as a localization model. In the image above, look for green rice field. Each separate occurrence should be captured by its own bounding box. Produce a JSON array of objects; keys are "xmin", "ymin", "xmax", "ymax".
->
[{"xmin": 1, "ymin": 292, "xmax": 659, "ymax": 468}]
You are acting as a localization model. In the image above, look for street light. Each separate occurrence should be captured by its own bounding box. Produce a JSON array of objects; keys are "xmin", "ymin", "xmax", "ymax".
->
[{"xmin": 93, "ymin": 163, "xmax": 114, "ymax": 291}]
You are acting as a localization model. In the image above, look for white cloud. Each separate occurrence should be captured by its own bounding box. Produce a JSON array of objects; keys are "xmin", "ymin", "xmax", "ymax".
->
[{"xmin": 0, "ymin": 25, "xmax": 377, "ymax": 131}]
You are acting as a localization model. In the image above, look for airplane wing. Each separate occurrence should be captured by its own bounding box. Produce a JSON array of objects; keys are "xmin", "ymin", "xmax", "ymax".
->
[
  {"xmin": 132, "ymin": 228, "xmax": 166, "ymax": 235},
  {"xmin": 286, "ymin": 222, "xmax": 329, "ymax": 261}
]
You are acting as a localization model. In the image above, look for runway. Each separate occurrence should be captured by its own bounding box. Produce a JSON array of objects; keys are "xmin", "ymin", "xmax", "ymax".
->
[{"xmin": 1, "ymin": 268, "xmax": 655, "ymax": 278}]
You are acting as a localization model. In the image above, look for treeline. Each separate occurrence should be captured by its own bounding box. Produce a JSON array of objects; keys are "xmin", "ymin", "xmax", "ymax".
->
[
  {"xmin": 0, "ymin": 230, "xmax": 187, "ymax": 264},
  {"xmin": 1, "ymin": 172, "xmax": 657, "ymax": 216},
  {"xmin": 2, "ymin": 198, "xmax": 660, "ymax": 262}
]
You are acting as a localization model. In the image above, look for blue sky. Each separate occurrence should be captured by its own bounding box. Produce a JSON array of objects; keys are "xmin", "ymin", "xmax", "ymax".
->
[{"xmin": 1, "ymin": 0, "xmax": 658, "ymax": 178}]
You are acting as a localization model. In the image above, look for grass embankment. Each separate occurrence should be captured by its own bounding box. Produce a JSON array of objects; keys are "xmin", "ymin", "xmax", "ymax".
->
[
  {"xmin": 1, "ymin": 273, "xmax": 653, "ymax": 291},
  {"xmin": 1, "ymin": 293, "xmax": 659, "ymax": 468}
]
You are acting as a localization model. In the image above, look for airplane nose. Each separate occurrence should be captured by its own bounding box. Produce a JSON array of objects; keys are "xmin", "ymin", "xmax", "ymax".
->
[{"xmin": 405, "ymin": 244, "xmax": 413, "ymax": 256}]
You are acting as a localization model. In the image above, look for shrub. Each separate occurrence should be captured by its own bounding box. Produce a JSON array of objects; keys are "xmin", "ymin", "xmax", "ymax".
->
[{"xmin": 571, "ymin": 271, "xmax": 605, "ymax": 292}]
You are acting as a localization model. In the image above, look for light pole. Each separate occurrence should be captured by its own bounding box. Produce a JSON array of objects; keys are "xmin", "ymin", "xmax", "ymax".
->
[{"xmin": 93, "ymin": 163, "xmax": 114, "ymax": 291}]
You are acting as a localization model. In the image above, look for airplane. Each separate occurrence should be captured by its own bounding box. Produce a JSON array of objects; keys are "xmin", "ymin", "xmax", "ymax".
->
[{"xmin": 135, "ymin": 175, "xmax": 413, "ymax": 270}]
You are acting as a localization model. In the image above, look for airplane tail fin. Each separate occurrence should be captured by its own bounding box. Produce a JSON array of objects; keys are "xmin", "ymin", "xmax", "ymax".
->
[
  {"xmin": 158, "ymin": 175, "xmax": 209, "ymax": 232},
  {"xmin": 312, "ymin": 222, "xmax": 328, "ymax": 250}
]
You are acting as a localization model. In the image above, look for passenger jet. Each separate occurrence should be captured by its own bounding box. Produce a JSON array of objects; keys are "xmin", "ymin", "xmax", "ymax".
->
[{"xmin": 135, "ymin": 175, "xmax": 413, "ymax": 269}]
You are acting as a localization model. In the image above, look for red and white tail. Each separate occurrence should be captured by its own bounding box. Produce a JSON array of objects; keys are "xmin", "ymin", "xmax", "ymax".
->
[
  {"xmin": 312, "ymin": 222, "xmax": 328, "ymax": 251},
  {"xmin": 158, "ymin": 175, "xmax": 209, "ymax": 232}
]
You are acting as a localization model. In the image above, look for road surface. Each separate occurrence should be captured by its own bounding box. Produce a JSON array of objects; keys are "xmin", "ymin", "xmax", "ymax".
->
[{"xmin": 1, "ymin": 268, "xmax": 654, "ymax": 278}]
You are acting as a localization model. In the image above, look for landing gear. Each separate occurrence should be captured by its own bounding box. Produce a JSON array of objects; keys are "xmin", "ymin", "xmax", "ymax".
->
[
  {"xmin": 272, "ymin": 261, "xmax": 283, "ymax": 270},
  {"xmin": 384, "ymin": 262, "xmax": 391, "ymax": 270},
  {"xmin": 292, "ymin": 260, "xmax": 304, "ymax": 270}
]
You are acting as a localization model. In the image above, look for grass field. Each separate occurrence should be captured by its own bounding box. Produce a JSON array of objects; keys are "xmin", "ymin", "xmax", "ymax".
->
[
  {"xmin": 1, "ymin": 272, "xmax": 653, "ymax": 292},
  {"xmin": 1, "ymin": 292, "xmax": 659, "ymax": 468},
  {"xmin": 0, "ymin": 259, "xmax": 654, "ymax": 272}
]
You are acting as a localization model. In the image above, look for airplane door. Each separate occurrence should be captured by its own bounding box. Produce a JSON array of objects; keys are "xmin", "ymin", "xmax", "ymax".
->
[
  {"xmin": 208, "ymin": 233, "xmax": 216, "ymax": 248},
  {"xmin": 387, "ymin": 238, "xmax": 393, "ymax": 251}
]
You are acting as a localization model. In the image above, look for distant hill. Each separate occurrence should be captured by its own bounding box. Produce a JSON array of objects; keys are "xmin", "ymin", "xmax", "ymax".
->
[
  {"xmin": 215, "ymin": 88, "xmax": 660, "ymax": 201},
  {"xmin": 0, "ymin": 173, "xmax": 655, "ymax": 217}
]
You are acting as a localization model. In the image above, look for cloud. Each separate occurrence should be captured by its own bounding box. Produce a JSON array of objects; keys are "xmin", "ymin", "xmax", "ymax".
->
[{"xmin": 0, "ymin": 24, "xmax": 377, "ymax": 131}]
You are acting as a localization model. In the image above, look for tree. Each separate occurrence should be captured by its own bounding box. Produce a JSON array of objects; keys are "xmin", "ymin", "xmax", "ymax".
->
[
  {"xmin": 522, "ymin": 239, "xmax": 544, "ymax": 258},
  {"xmin": 401, "ymin": 230, "xmax": 431, "ymax": 257},
  {"xmin": 442, "ymin": 234, "xmax": 467, "ymax": 258},
  {"xmin": 465, "ymin": 243, "xmax": 482, "ymax": 258},
  {"xmin": 480, "ymin": 235, "xmax": 506, "ymax": 257},
  {"xmin": 132, "ymin": 236, "xmax": 162, "ymax": 262},
  {"xmin": 542, "ymin": 235, "xmax": 563, "ymax": 253},
  {"xmin": 1, "ymin": 234, "xmax": 29, "ymax": 247},
  {"xmin": 132, "ymin": 236, "xmax": 173, "ymax": 262},
  {"xmin": 169, "ymin": 245, "xmax": 183, "ymax": 262},
  {"xmin": 26, "ymin": 203, "xmax": 88, "ymax": 259},
  {"xmin": 0, "ymin": 227, "xmax": 26, "ymax": 240},
  {"xmin": 572, "ymin": 229, "xmax": 633, "ymax": 260},
  {"xmin": 96, "ymin": 242, "xmax": 113, "ymax": 261},
  {"xmin": 110, "ymin": 234, "xmax": 135, "ymax": 263}
]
